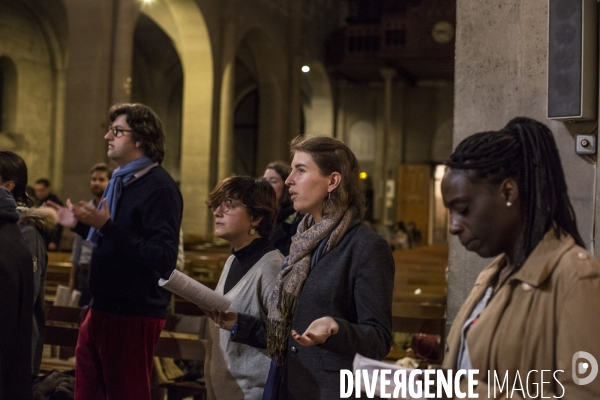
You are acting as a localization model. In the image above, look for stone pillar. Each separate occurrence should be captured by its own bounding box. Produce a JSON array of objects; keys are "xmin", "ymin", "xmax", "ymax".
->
[
  {"xmin": 287, "ymin": 4, "xmax": 303, "ymax": 142},
  {"xmin": 449, "ymin": 0, "xmax": 597, "ymax": 328},
  {"xmin": 51, "ymin": 68, "xmax": 67, "ymax": 194},
  {"xmin": 167, "ymin": 0, "xmax": 215, "ymax": 238},
  {"xmin": 217, "ymin": 18, "xmax": 236, "ymax": 182},
  {"xmin": 61, "ymin": 0, "xmax": 119, "ymax": 202},
  {"xmin": 335, "ymin": 79, "xmax": 348, "ymax": 142},
  {"xmin": 110, "ymin": 0, "xmax": 139, "ymax": 105},
  {"xmin": 380, "ymin": 68, "xmax": 396, "ymax": 224}
]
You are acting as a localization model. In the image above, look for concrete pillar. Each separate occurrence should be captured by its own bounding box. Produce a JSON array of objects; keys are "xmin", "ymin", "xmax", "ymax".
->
[
  {"xmin": 51, "ymin": 68, "xmax": 67, "ymax": 193},
  {"xmin": 448, "ymin": 0, "xmax": 597, "ymax": 327},
  {"xmin": 110, "ymin": 0, "xmax": 139, "ymax": 105},
  {"xmin": 380, "ymin": 68, "xmax": 396, "ymax": 224},
  {"xmin": 335, "ymin": 79, "xmax": 348, "ymax": 142},
  {"xmin": 217, "ymin": 19, "xmax": 236, "ymax": 182},
  {"xmin": 167, "ymin": 0, "xmax": 214, "ymax": 238},
  {"xmin": 287, "ymin": 4, "xmax": 303, "ymax": 141},
  {"xmin": 61, "ymin": 0, "xmax": 118, "ymax": 202}
]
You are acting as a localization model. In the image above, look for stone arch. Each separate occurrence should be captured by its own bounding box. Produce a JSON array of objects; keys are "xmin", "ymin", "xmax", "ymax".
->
[
  {"xmin": 141, "ymin": 0, "xmax": 214, "ymax": 236},
  {"xmin": 0, "ymin": 0, "xmax": 67, "ymax": 185},
  {"xmin": 301, "ymin": 61, "xmax": 334, "ymax": 137}
]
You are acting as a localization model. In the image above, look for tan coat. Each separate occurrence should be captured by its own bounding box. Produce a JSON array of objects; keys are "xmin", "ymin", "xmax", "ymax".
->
[{"xmin": 443, "ymin": 231, "xmax": 600, "ymax": 399}]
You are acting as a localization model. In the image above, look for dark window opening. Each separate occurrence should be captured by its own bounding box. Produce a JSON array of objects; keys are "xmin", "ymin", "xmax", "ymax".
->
[{"xmin": 233, "ymin": 89, "xmax": 259, "ymax": 176}]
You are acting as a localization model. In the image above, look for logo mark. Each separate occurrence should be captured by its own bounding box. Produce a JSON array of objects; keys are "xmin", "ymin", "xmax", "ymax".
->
[{"xmin": 572, "ymin": 351, "xmax": 598, "ymax": 385}]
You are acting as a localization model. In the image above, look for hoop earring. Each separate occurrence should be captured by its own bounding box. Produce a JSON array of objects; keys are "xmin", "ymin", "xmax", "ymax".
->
[{"xmin": 249, "ymin": 227, "xmax": 257, "ymax": 236}]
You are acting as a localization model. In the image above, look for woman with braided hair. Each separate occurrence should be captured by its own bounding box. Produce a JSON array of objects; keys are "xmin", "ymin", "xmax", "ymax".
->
[
  {"xmin": 209, "ymin": 135, "xmax": 395, "ymax": 399},
  {"xmin": 441, "ymin": 117, "xmax": 600, "ymax": 398}
]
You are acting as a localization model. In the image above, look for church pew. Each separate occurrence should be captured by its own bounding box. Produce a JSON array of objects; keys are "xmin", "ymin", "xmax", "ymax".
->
[
  {"xmin": 45, "ymin": 261, "xmax": 73, "ymax": 304},
  {"xmin": 42, "ymin": 304, "xmax": 207, "ymax": 399},
  {"xmin": 391, "ymin": 302, "xmax": 446, "ymax": 363},
  {"xmin": 393, "ymin": 243, "xmax": 448, "ymax": 306}
]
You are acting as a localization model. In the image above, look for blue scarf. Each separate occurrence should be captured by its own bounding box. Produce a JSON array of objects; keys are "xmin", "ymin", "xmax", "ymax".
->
[{"xmin": 87, "ymin": 156, "xmax": 155, "ymax": 245}]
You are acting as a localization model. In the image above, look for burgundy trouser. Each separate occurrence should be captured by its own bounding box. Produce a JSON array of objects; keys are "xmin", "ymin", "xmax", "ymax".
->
[{"xmin": 74, "ymin": 308, "xmax": 165, "ymax": 400}]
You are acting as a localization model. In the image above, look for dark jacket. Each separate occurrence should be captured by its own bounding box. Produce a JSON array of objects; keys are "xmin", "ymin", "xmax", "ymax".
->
[
  {"xmin": 74, "ymin": 166, "xmax": 183, "ymax": 318},
  {"xmin": 270, "ymin": 204, "xmax": 302, "ymax": 257},
  {"xmin": 234, "ymin": 220, "xmax": 395, "ymax": 400},
  {"xmin": 18, "ymin": 206, "xmax": 57, "ymax": 376},
  {"xmin": 0, "ymin": 188, "xmax": 33, "ymax": 400}
]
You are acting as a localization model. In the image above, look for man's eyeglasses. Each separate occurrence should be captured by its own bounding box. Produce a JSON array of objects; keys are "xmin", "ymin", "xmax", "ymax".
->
[
  {"xmin": 108, "ymin": 126, "xmax": 133, "ymax": 138},
  {"xmin": 210, "ymin": 199, "xmax": 247, "ymax": 214}
]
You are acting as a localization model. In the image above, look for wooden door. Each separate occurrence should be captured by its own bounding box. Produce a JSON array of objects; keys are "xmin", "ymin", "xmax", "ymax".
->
[{"xmin": 396, "ymin": 165, "xmax": 431, "ymax": 246}]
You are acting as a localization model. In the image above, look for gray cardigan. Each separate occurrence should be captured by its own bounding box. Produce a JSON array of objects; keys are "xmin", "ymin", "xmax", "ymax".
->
[{"xmin": 205, "ymin": 249, "xmax": 284, "ymax": 400}]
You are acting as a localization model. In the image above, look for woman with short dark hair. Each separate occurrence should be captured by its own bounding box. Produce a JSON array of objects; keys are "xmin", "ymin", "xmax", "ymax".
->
[
  {"xmin": 204, "ymin": 176, "xmax": 283, "ymax": 400},
  {"xmin": 441, "ymin": 117, "xmax": 600, "ymax": 398},
  {"xmin": 212, "ymin": 136, "xmax": 395, "ymax": 399}
]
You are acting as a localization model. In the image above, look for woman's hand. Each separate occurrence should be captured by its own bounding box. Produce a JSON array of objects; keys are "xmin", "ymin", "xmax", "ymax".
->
[
  {"xmin": 291, "ymin": 316, "xmax": 339, "ymax": 346},
  {"xmin": 199, "ymin": 308, "xmax": 238, "ymax": 331}
]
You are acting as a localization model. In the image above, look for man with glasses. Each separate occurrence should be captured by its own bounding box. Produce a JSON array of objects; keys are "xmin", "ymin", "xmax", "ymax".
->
[{"xmin": 48, "ymin": 103, "xmax": 183, "ymax": 400}]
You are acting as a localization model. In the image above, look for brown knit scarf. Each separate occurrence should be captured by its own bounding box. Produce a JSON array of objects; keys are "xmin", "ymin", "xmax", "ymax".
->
[{"xmin": 267, "ymin": 208, "xmax": 353, "ymax": 364}]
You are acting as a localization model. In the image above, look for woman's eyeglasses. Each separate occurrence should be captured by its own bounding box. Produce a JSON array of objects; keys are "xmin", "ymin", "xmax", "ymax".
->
[{"xmin": 210, "ymin": 199, "xmax": 247, "ymax": 214}]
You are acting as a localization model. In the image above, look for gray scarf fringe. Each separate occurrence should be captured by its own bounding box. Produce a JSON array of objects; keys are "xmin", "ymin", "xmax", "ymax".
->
[{"xmin": 267, "ymin": 209, "xmax": 353, "ymax": 364}]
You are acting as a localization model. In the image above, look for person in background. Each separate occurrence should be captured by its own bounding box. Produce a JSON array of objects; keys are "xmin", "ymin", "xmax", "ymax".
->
[
  {"xmin": 263, "ymin": 161, "xmax": 302, "ymax": 256},
  {"xmin": 203, "ymin": 176, "xmax": 283, "ymax": 400},
  {"xmin": 441, "ymin": 117, "xmax": 600, "ymax": 398},
  {"xmin": 35, "ymin": 177, "xmax": 63, "ymax": 251},
  {"xmin": 0, "ymin": 150, "xmax": 57, "ymax": 378},
  {"xmin": 69, "ymin": 162, "xmax": 112, "ymax": 306},
  {"xmin": 0, "ymin": 186, "xmax": 33, "ymax": 400},
  {"xmin": 212, "ymin": 136, "xmax": 395, "ymax": 399}
]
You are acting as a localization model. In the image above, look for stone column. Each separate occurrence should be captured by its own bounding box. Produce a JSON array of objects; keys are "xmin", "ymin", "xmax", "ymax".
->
[
  {"xmin": 449, "ymin": 0, "xmax": 597, "ymax": 328},
  {"xmin": 287, "ymin": 2, "xmax": 303, "ymax": 142},
  {"xmin": 167, "ymin": 0, "xmax": 215, "ymax": 238},
  {"xmin": 61, "ymin": 0, "xmax": 119, "ymax": 202},
  {"xmin": 380, "ymin": 68, "xmax": 396, "ymax": 224},
  {"xmin": 217, "ymin": 18, "xmax": 236, "ymax": 182},
  {"xmin": 109, "ymin": 0, "xmax": 139, "ymax": 105}
]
